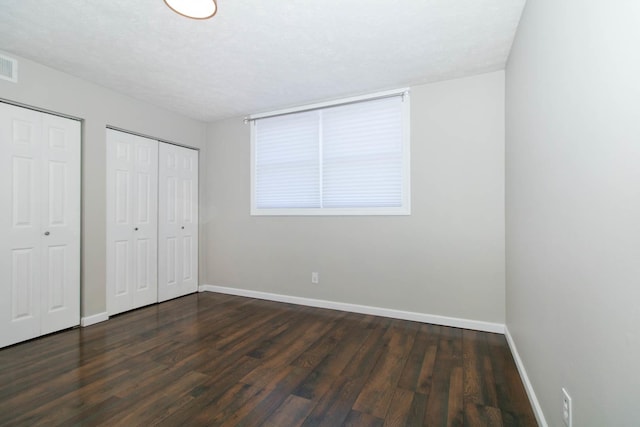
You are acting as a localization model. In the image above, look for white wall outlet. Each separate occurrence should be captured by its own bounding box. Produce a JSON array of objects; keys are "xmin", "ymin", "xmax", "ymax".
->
[
  {"xmin": 562, "ymin": 388, "xmax": 572, "ymax": 427},
  {"xmin": 311, "ymin": 272, "xmax": 319, "ymax": 284}
]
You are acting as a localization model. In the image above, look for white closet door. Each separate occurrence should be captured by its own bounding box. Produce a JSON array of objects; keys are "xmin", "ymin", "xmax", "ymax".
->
[
  {"xmin": 40, "ymin": 113, "xmax": 81, "ymax": 334},
  {"xmin": 0, "ymin": 103, "xmax": 80, "ymax": 348},
  {"xmin": 158, "ymin": 143, "xmax": 198, "ymax": 302},
  {"xmin": 106, "ymin": 130, "xmax": 158, "ymax": 315},
  {"xmin": 0, "ymin": 105, "xmax": 43, "ymax": 347}
]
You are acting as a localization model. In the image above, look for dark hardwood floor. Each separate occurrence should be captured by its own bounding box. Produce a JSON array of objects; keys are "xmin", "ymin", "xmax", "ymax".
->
[{"xmin": 0, "ymin": 293, "xmax": 537, "ymax": 426}]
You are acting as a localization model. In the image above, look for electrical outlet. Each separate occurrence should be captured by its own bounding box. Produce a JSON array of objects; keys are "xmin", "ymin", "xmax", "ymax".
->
[
  {"xmin": 311, "ymin": 272, "xmax": 319, "ymax": 284},
  {"xmin": 562, "ymin": 388, "xmax": 572, "ymax": 427}
]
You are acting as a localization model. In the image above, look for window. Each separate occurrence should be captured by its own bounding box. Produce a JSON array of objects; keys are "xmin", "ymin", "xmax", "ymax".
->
[{"xmin": 250, "ymin": 89, "xmax": 410, "ymax": 215}]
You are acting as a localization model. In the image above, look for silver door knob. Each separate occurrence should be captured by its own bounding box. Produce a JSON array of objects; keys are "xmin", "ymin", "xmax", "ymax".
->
[
  {"xmin": 134, "ymin": 227, "xmax": 139, "ymax": 231},
  {"xmin": 181, "ymin": 226, "xmax": 185, "ymax": 229},
  {"xmin": 44, "ymin": 231, "xmax": 50, "ymax": 236}
]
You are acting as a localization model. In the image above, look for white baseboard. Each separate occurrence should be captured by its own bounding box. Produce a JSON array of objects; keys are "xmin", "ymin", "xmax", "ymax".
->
[
  {"xmin": 504, "ymin": 326, "xmax": 548, "ymax": 427},
  {"xmin": 199, "ymin": 284, "xmax": 504, "ymax": 334},
  {"xmin": 80, "ymin": 312, "xmax": 109, "ymax": 327}
]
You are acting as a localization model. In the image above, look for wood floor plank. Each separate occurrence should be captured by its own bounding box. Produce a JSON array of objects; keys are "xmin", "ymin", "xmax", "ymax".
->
[
  {"xmin": 300, "ymin": 375, "xmax": 368, "ymax": 427},
  {"xmin": 262, "ymin": 395, "xmax": 315, "ymax": 427},
  {"xmin": 95, "ymin": 369, "xmax": 207, "ymax": 426},
  {"xmin": 424, "ymin": 326, "xmax": 463, "ymax": 426},
  {"xmin": 115, "ymin": 393, "xmax": 195, "ymax": 426},
  {"xmin": 240, "ymin": 315, "xmax": 336, "ymax": 387},
  {"xmin": 293, "ymin": 369, "xmax": 339, "ymax": 401},
  {"xmin": 352, "ymin": 324, "xmax": 416, "ymax": 418},
  {"xmin": 397, "ymin": 323, "xmax": 431, "ymax": 391},
  {"xmin": 343, "ymin": 410, "xmax": 385, "ymax": 427},
  {"xmin": 383, "ymin": 388, "xmax": 414, "ymax": 427},
  {"xmin": 0, "ymin": 293, "xmax": 538, "ymax": 426},
  {"xmin": 291, "ymin": 314, "xmax": 351, "ymax": 369},
  {"xmin": 464, "ymin": 402, "xmax": 504, "ymax": 427},
  {"xmin": 155, "ymin": 355, "xmax": 263, "ymax": 426},
  {"xmin": 222, "ymin": 366, "xmax": 311, "ymax": 426},
  {"xmin": 463, "ymin": 329, "xmax": 499, "ymax": 409},
  {"xmin": 190, "ymin": 381, "xmax": 259, "ymax": 425},
  {"xmin": 406, "ymin": 392, "xmax": 428, "ymax": 426},
  {"xmin": 447, "ymin": 366, "xmax": 464, "ymax": 427},
  {"xmin": 313, "ymin": 319, "xmax": 374, "ymax": 377},
  {"xmin": 340, "ymin": 316, "xmax": 391, "ymax": 379}
]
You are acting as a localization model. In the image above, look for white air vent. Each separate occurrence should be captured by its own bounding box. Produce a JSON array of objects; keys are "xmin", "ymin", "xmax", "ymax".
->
[{"xmin": 0, "ymin": 54, "xmax": 18, "ymax": 83}]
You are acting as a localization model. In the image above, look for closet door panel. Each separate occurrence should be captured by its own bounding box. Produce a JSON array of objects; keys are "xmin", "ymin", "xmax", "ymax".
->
[
  {"xmin": 158, "ymin": 144, "xmax": 181, "ymax": 302},
  {"xmin": 40, "ymin": 114, "xmax": 80, "ymax": 334},
  {"xmin": 106, "ymin": 130, "xmax": 136, "ymax": 315},
  {"xmin": 158, "ymin": 143, "xmax": 198, "ymax": 302},
  {"xmin": 106, "ymin": 129, "xmax": 157, "ymax": 315},
  {"xmin": 0, "ymin": 104, "xmax": 42, "ymax": 347},
  {"xmin": 131, "ymin": 137, "xmax": 158, "ymax": 308},
  {"xmin": 180, "ymin": 148, "xmax": 198, "ymax": 292}
]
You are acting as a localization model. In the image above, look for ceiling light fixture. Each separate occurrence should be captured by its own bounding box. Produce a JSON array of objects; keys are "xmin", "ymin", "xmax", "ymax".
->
[{"xmin": 164, "ymin": 0, "xmax": 217, "ymax": 19}]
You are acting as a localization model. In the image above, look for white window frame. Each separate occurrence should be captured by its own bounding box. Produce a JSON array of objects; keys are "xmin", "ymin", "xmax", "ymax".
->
[{"xmin": 250, "ymin": 88, "xmax": 411, "ymax": 216}]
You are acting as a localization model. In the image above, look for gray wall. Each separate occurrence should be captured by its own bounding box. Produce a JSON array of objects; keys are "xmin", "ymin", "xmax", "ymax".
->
[
  {"xmin": 0, "ymin": 52, "xmax": 207, "ymax": 317},
  {"xmin": 204, "ymin": 71, "xmax": 506, "ymax": 324},
  {"xmin": 505, "ymin": 0, "xmax": 640, "ymax": 425}
]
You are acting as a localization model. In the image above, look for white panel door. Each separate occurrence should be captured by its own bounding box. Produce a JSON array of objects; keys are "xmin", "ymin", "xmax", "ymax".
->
[
  {"xmin": 0, "ymin": 103, "xmax": 80, "ymax": 348},
  {"xmin": 106, "ymin": 130, "xmax": 158, "ymax": 315},
  {"xmin": 131, "ymin": 136, "xmax": 158, "ymax": 309},
  {"xmin": 40, "ymin": 113, "xmax": 81, "ymax": 334},
  {"xmin": 158, "ymin": 143, "xmax": 198, "ymax": 302},
  {"xmin": 0, "ymin": 105, "xmax": 42, "ymax": 347}
]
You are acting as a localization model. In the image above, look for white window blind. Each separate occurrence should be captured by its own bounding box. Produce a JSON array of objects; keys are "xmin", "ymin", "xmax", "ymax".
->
[
  {"xmin": 251, "ymin": 90, "xmax": 410, "ymax": 215},
  {"xmin": 255, "ymin": 111, "xmax": 320, "ymax": 208}
]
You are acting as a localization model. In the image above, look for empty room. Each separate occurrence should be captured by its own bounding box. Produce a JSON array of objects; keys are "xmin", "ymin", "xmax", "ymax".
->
[{"xmin": 0, "ymin": 0, "xmax": 638, "ymax": 426}]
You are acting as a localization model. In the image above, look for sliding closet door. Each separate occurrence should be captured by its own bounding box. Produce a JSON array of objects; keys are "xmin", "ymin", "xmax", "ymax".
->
[
  {"xmin": 106, "ymin": 129, "xmax": 158, "ymax": 315},
  {"xmin": 158, "ymin": 143, "xmax": 198, "ymax": 302},
  {"xmin": 0, "ymin": 103, "xmax": 80, "ymax": 348}
]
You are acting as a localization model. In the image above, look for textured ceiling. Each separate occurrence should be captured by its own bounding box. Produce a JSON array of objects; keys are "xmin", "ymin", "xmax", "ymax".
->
[{"xmin": 0, "ymin": 0, "xmax": 525, "ymax": 122}]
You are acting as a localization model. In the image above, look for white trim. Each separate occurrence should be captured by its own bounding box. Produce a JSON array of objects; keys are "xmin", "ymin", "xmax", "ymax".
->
[
  {"xmin": 80, "ymin": 312, "xmax": 109, "ymax": 327},
  {"xmin": 249, "ymin": 206, "xmax": 411, "ymax": 216},
  {"xmin": 401, "ymin": 89, "xmax": 411, "ymax": 213},
  {"xmin": 248, "ymin": 87, "xmax": 409, "ymax": 120},
  {"xmin": 250, "ymin": 120, "xmax": 257, "ymax": 214},
  {"xmin": 505, "ymin": 326, "xmax": 548, "ymax": 427},
  {"xmin": 199, "ymin": 284, "xmax": 504, "ymax": 334}
]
